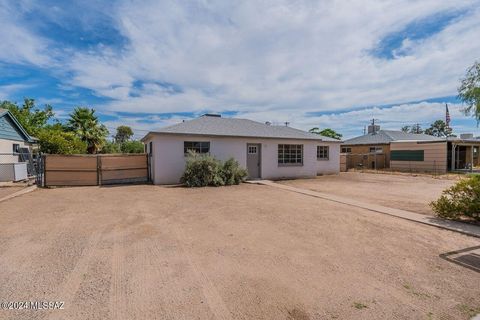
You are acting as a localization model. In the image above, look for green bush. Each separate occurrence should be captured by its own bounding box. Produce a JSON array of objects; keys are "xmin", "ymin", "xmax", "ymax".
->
[
  {"xmin": 221, "ymin": 158, "xmax": 248, "ymax": 185},
  {"xmin": 180, "ymin": 152, "xmax": 247, "ymax": 187},
  {"xmin": 120, "ymin": 140, "xmax": 144, "ymax": 153},
  {"xmin": 430, "ymin": 175, "xmax": 480, "ymax": 221}
]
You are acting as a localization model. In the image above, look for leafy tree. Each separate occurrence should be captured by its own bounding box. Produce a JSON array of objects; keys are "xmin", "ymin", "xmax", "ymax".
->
[
  {"xmin": 101, "ymin": 141, "xmax": 121, "ymax": 154},
  {"xmin": 115, "ymin": 125, "xmax": 134, "ymax": 143},
  {"xmin": 458, "ymin": 61, "xmax": 480, "ymax": 123},
  {"xmin": 67, "ymin": 107, "xmax": 108, "ymax": 154},
  {"xmin": 37, "ymin": 128, "xmax": 87, "ymax": 154},
  {"xmin": 401, "ymin": 124, "xmax": 423, "ymax": 134},
  {"xmin": 424, "ymin": 120, "xmax": 455, "ymax": 137},
  {"xmin": 309, "ymin": 127, "xmax": 342, "ymax": 140},
  {"xmin": 410, "ymin": 124, "xmax": 423, "ymax": 134},
  {"xmin": 120, "ymin": 140, "xmax": 144, "ymax": 153},
  {"xmin": 0, "ymin": 98, "xmax": 54, "ymax": 135}
]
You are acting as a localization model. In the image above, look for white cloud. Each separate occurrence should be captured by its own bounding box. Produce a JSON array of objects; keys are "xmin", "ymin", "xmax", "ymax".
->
[
  {"xmin": 65, "ymin": 1, "xmax": 480, "ymax": 113},
  {"xmin": 0, "ymin": 84, "xmax": 32, "ymax": 100},
  {"xmin": 3, "ymin": 0, "xmax": 480, "ymax": 134},
  {"xmin": 0, "ymin": 1, "xmax": 52, "ymax": 66}
]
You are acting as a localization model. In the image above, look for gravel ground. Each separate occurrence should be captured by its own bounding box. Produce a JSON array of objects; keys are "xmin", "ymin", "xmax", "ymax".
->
[
  {"xmin": 279, "ymin": 172, "xmax": 458, "ymax": 215},
  {"xmin": 0, "ymin": 183, "xmax": 479, "ymax": 320},
  {"xmin": 0, "ymin": 187, "xmax": 23, "ymax": 199}
]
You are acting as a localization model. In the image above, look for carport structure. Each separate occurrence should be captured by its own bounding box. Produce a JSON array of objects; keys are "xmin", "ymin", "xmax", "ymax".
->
[{"xmin": 448, "ymin": 135, "xmax": 480, "ymax": 172}]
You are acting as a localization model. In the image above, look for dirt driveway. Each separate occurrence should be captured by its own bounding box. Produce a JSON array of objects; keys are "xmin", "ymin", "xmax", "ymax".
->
[
  {"xmin": 0, "ymin": 187, "xmax": 24, "ymax": 199},
  {"xmin": 0, "ymin": 183, "xmax": 479, "ymax": 320},
  {"xmin": 280, "ymin": 172, "xmax": 458, "ymax": 215}
]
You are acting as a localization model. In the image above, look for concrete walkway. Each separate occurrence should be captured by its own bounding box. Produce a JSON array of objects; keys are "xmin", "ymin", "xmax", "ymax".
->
[
  {"xmin": 0, "ymin": 185, "xmax": 37, "ymax": 204},
  {"xmin": 247, "ymin": 180, "xmax": 480, "ymax": 239}
]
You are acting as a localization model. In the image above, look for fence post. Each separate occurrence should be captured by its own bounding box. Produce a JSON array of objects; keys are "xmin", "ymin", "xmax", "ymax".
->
[
  {"xmin": 43, "ymin": 154, "xmax": 47, "ymax": 187},
  {"xmin": 97, "ymin": 155, "xmax": 102, "ymax": 186}
]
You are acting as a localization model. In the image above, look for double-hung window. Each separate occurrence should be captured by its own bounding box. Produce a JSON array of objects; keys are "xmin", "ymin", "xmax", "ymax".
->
[
  {"xmin": 317, "ymin": 146, "xmax": 329, "ymax": 160},
  {"xmin": 184, "ymin": 141, "xmax": 210, "ymax": 155},
  {"xmin": 278, "ymin": 144, "xmax": 303, "ymax": 165}
]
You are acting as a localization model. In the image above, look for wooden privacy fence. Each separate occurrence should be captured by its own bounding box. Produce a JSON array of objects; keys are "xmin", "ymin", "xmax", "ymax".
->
[{"xmin": 44, "ymin": 154, "xmax": 149, "ymax": 187}]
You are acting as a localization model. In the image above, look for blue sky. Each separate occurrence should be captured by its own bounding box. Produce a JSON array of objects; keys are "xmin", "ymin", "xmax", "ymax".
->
[{"xmin": 1, "ymin": 0, "xmax": 480, "ymax": 139}]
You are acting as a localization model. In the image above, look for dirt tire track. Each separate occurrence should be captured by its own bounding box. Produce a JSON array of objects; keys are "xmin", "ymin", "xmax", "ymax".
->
[
  {"xmin": 47, "ymin": 225, "xmax": 111, "ymax": 320},
  {"xmin": 110, "ymin": 226, "xmax": 127, "ymax": 320},
  {"xmin": 172, "ymin": 224, "xmax": 233, "ymax": 320}
]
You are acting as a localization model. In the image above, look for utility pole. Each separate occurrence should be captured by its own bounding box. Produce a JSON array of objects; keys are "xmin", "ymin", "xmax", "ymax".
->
[
  {"xmin": 370, "ymin": 118, "xmax": 378, "ymax": 134},
  {"xmin": 412, "ymin": 123, "xmax": 422, "ymax": 134}
]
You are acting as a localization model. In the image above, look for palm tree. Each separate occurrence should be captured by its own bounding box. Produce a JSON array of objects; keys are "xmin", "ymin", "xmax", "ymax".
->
[{"xmin": 67, "ymin": 107, "xmax": 108, "ymax": 154}]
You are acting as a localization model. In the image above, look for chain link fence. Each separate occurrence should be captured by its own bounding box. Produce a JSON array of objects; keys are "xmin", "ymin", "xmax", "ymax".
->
[{"xmin": 345, "ymin": 153, "xmax": 387, "ymax": 171}]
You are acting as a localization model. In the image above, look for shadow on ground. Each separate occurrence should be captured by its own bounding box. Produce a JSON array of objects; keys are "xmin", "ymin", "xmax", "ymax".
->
[{"xmin": 440, "ymin": 245, "xmax": 480, "ymax": 273}]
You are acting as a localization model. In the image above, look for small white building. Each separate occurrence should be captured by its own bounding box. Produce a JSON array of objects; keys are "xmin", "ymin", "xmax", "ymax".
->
[{"xmin": 142, "ymin": 114, "xmax": 341, "ymax": 184}]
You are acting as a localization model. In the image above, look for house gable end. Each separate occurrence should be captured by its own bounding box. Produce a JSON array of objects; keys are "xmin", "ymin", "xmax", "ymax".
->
[{"xmin": 0, "ymin": 113, "xmax": 31, "ymax": 142}]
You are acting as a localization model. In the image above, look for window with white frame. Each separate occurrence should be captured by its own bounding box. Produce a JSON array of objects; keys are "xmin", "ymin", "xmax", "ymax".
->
[
  {"xmin": 184, "ymin": 141, "xmax": 210, "ymax": 155},
  {"xmin": 278, "ymin": 144, "xmax": 303, "ymax": 165},
  {"xmin": 317, "ymin": 146, "xmax": 329, "ymax": 160}
]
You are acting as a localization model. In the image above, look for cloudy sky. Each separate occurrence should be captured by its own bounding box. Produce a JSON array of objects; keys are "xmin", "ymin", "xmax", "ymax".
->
[{"xmin": 1, "ymin": 0, "xmax": 480, "ymax": 139}]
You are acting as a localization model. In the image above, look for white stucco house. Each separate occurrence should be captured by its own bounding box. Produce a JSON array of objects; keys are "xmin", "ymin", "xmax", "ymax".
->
[{"xmin": 141, "ymin": 114, "xmax": 341, "ymax": 184}]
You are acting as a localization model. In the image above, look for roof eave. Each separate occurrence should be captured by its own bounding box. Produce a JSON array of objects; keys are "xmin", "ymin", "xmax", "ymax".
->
[{"xmin": 143, "ymin": 131, "xmax": 342, "ymax": 142}]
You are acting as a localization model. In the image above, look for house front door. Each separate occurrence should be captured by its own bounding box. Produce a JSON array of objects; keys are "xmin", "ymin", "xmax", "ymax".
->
[{"xmin": 246, "ymin": 143, "xmax": 261, "ymax": 179}]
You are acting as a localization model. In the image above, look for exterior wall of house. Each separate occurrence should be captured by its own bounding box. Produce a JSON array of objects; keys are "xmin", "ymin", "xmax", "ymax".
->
[
  {"xmin": 0, "ymin": 114, "xmax": 31, "ymax": 164},
  {"xmin": 341, "ymin": 144, "xmax": 390, "ymax": 169},
  {"xmin": 390, "ymin": 141, "xmax": 447, "ymax": 173},
  {"xmin": 145, "ymin": 134, "xmax": 340, "ymax": 184},
  {"xmin": 0, "ymin": 115, "xmax": 26, "ymax": 142},
  {"xmin": 0, "ymin": 138, "xmax": 29, "ymax": 163}
]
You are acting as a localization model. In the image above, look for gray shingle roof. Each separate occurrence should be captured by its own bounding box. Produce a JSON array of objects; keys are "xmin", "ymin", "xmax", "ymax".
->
[
  {"xmin": 144, "ymin": 115, "xmax": 341, "ymax": 142},
  {"xmin": 343, "ymin": 130, "xmax": 442, "ymax": 145}
]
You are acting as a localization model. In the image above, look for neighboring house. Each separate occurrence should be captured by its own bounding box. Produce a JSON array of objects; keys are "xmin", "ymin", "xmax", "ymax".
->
[
  {"xmin": 142, "ymin": 114, "xmax": 341, "ymax": 184},
  {"xmin": 341, "ymin": 125, "xmax": 445, "ymax": 173},
  {"xmin": 0, "ymin": 108, "xmax": 36, "ymax": 181},
  {"xmin": 0, "ymin": 108, "xmax": 36, "ymax": 159},
  {"xmin": 343, "ymin": 126, "xmax": 480, "ymax": 173}
]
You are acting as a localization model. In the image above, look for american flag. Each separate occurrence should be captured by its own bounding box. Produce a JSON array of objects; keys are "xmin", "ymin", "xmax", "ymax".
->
[{"xmin": 445, "ymin": 104, "xmax": 451, "ymax": 127}]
